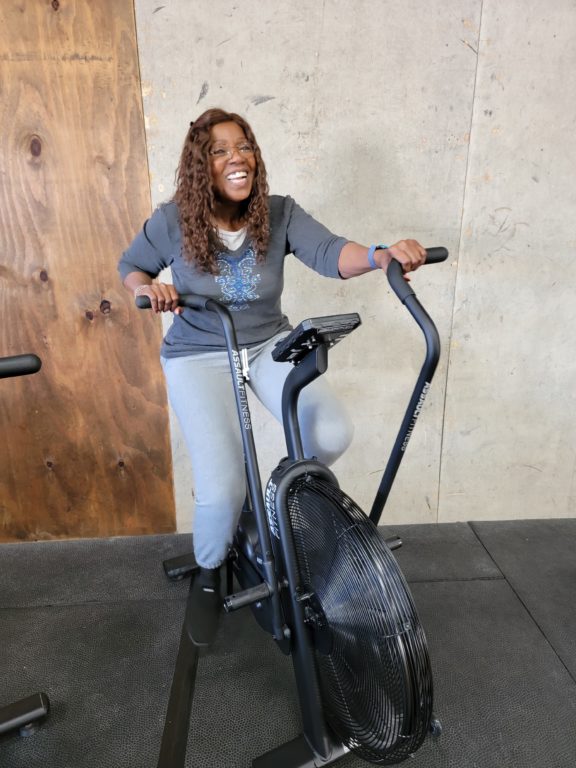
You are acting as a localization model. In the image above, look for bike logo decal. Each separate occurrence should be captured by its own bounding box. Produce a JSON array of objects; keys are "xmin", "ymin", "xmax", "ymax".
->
[
  {"xmin": 265, "ymin": 479, "xmax": 280, "ymax": 540},
  {"xmin": 231, "ymin": 350, "xmax": 251, "ymax": 431},
  {"xmin": 401, "ymin": 382, "xmax": 431, "ymax": 452}
]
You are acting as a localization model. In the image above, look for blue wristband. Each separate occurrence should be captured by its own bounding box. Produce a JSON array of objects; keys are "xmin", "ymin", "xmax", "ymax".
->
[{"xmin": 367, "ymin": 244, "xmax": 389, "ymax": 270}]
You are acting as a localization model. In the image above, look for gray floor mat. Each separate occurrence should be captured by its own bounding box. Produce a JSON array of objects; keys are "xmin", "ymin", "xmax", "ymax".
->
[
  {"xmin": 379, "ymin": 522, "xmax": 503, "ymax": 582},
  {"xmin": 2, "ymin": 524, "xmax": 576, "ymax": 767},
  {"xmin": 1, "ymin": 600, "xmax": 182, "ymax": 768},
  {"xmin": 471, "ymin": 519, "xmax": 576, "ymax": 678},
  {"xmin": 0, "ymin": 534, "xmax": 194, "ymax": 607},
  {"xmin": 409, "ymin": 579, "xmax": 576, "ymax": 768}
]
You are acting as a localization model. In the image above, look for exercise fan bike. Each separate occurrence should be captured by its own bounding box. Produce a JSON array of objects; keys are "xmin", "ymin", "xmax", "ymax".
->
[
  {"xmin": 0, "ymin": 352, "xmax": 50, "ymax": 738},
  {"xmin": 138, "ymin": 246, "xmax": 447, "ymax": 767}
]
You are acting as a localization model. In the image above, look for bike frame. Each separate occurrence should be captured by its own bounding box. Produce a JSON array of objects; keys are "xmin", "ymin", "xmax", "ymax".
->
[{"xmin": 137, "ymin": 244, "xmax": 448, "ymax": 767}]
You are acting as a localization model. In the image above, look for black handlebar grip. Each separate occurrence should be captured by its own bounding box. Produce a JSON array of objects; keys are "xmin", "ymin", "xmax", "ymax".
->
[
  {"xmin": 425, "ymin": 247, "xmax": 449, "ymax": 264},
  {"xmin": 0, "ymin": 353, "xmax": 42, "ymax": 380},
  {"xmin": 387, "ymin": 246, "xmax": 449, "ymax": 303},
  {"xmin": 135, "ymin": 295, "xmax": 152, "ymax": 309},
  {"xmin": 135, "ymin": 293, "xmax": 212, "ymax": 311}
]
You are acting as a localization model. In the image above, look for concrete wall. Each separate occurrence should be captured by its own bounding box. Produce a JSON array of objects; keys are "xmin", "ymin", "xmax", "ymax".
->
[
  {"xmin": 441, "ymin": 1, "xmax": 576, "ymax": 520},
  {"xmin": 133, "ymin": 0, "xmax": 576, "ymax": 531}
]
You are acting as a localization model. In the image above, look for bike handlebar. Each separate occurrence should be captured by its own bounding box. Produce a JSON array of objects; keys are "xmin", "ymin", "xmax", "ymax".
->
[
  {"xmin": 387, "ymin": 246, "xmax": 449, "ymax": 304},
  {"xmin": 0, "ymin": 354, "xmax": 42, "ymax": 380},
  {"xmin": 422, "ymin": 246, "xmax": 449, "ymax": 264},
  {"xmin": 369, "ymin": 245, "xmax": 448, "ymax": 523},
  {"xmin": 135, "ymin": 294, "xmax": 210, "ymax": 311},
  {"xmin": 134, "ymin": 246, "xmax": 449, "ymax": 527},
  {"xmin": 135, "ymin": 246, "xmax": 449, "ymax": 312}
]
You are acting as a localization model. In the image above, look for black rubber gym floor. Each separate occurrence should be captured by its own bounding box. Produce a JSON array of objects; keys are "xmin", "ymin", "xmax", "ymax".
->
[{"xmin": 1, "ymin": 520, "xmax": 575, "ymax": 768}]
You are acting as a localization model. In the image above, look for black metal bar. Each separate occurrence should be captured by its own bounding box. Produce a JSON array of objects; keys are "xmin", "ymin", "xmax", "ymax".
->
[
  {"xmin": 201, "ymin": 299, "xmax": 287, "ymax": 642},
  {"xmin": 252, "ymin": 734, "xmax": 348, "ymax": 768},
  {"xmin": 281, "ymin": 345, "xmax": 328, "ymax": 461},
  {"xmin": 136, "ymin": 293, "xmax": 287, "ymax": 642},
  {"xmin": 0, "ymin": 353, "xmax": 41, "ymax": 380},
  {"xmin": 156, "ymin": 580, "xmax": 200, "ymax": 768},
  {"xmin": 0, "ymin": 356, "xmax": 47, "ymax": 740},
  {"xmin": 369, "ymin": 254, "xmax": 446, "ymax": 525},
  {"xmin": 272, "ymin": 459, "xmax": 341, "ymax": 762},
  {"xmin": 383, "ymin": 535, "xmax": 403, "ymax": 551},
  {"xmin": 163, "ymin": 552, "xmax": 199, "ymax": 581},
  {"xmin": 0, "ymin": 693, "xmax": 49, "ymax": 736},
  {"xmin": 224, "ymin": 581, "xmax": 271, "ymax": 612},
  {"xmin": 369, "ymin": 295, "xmax": 440, "ymax": 524}
]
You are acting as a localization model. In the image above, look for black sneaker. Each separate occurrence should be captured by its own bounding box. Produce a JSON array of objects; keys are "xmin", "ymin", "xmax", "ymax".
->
[{"xmin": 185, "ymin": 566, "xmax": 222, "ymax": 647}]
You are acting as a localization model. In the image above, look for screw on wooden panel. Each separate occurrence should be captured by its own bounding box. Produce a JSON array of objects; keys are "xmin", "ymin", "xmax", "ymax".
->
[
  {"xmin": 117, "ymin": 460, "xmax": 125, "ymax": 469},
  {"xmin": 99, "ymin": 300, "xmax": 111, "ymax": 314},
  {"xmin": 85, "ymin": 310, "xmax": 94, "ymax": 321},
  {"xmin": 45, "ymin": 460, "xmax": 54, "ymax": 470},
  {"xmin": 39, "ymin": 270, "xmax": 49, "ymax": 282}
]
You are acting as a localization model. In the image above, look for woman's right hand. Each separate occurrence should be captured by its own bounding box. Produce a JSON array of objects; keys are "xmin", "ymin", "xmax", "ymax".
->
[{"xmin": 134, "ymin": 283, "xmax": 182, "ymax": 315}]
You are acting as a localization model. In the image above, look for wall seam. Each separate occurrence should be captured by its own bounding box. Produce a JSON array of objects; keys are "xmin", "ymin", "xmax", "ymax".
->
[
  {"xmin": 436, "ymin": 0, "xmax": 485, "ymax": 523},
  {"xmin": 131, "ymin": 0, "xmax": 153, "ymax": 215}
]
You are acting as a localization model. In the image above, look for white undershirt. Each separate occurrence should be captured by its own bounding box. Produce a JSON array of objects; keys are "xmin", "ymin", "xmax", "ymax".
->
[{"xmin": 218, "ymin": 226, "xmax": 248, "ymax": 252}]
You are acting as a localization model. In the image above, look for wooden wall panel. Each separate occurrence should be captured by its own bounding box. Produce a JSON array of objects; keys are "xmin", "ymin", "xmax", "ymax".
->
[{"xmin": 0, "ymin": 0, "xmax": 175, "ymax": 540}]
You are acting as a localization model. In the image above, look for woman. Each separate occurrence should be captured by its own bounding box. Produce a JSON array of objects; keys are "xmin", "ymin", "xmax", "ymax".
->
[{"xmin": 119, "ymin": 108, "xmax": 426, "ymax": 645}]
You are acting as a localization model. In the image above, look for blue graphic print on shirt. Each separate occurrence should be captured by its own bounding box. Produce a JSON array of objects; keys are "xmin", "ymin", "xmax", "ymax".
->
[{"xmin": 215, "ymin": 247, "xmax": 261, "ymax": 311}]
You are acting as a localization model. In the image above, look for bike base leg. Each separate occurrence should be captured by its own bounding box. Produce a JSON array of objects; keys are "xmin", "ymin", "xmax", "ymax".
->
[
  {"xmin": 0, "ymin": 693, "xmax": 50, "ymax": 737},
  {"xmin": 163, "ymin": 552, "xmax": 199, "ymax": 581},
  {"xmin": 252, "ymin": 734, "xmax": 348, "ymax": 768}
]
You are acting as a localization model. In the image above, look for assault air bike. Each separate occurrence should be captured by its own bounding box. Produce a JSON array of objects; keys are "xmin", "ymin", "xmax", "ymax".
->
[
  {"xmin": 0, "ymin": 352, "xmax": 50, "ymax": 738},
  {"xmin": 138, "ymin": 246, "xmax": 448, "ymax": 766}
]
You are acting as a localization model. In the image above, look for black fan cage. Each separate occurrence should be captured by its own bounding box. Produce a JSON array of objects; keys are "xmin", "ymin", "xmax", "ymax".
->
[{"xmin": 287, "ymin": 475, "xmax": 433, "ymax": 765}]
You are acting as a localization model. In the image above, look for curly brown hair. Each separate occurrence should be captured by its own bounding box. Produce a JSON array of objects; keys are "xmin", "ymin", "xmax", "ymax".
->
[{"xmin": 172, "ymin": 108, "xmax": 270, "ymax": 274}]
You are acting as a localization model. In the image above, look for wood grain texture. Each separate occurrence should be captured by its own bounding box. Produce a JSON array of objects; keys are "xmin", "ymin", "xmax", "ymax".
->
[{"xmin": 0, "ymin": 0, "xmax": 176, "ymax": 540}]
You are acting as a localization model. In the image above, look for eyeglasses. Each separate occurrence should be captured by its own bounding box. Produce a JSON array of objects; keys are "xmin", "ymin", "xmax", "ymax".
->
[{"xmin": 209, "ymin": 143, "xmax": 255, "ymax": 160}]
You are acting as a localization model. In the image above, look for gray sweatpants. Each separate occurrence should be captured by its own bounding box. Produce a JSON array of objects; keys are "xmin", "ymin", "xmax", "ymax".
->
[{"xmin": 161, "ymin": 332, "xmax": 354, "ymax": 568}]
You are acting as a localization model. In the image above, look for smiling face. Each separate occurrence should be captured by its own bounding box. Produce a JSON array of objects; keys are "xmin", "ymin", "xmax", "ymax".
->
[{"xmin": 209, "ymin": 121, "xmax": 257, "ymax": 208}]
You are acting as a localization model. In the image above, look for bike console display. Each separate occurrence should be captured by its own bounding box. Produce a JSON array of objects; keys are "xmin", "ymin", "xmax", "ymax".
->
[{"xmin": 272, "ymin": 313, "xmax": 361, "ymax": 364}]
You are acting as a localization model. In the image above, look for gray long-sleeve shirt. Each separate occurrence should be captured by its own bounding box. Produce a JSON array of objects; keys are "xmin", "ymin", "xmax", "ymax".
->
[{"xmin": 118, "ymin": 195, "xmax": 348, "ymax": 357}]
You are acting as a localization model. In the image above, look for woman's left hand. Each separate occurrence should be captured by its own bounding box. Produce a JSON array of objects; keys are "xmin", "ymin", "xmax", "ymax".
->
[{"xmin": 376, "ymin": 239, "xmax": 427, "ymax": 275}]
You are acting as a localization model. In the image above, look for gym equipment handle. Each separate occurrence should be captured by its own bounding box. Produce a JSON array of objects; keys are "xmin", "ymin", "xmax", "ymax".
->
[
  {"xmin": 386, "ymin": 247, "xmax": 448, "ymax": 304},
  {"xmin": 370, "ymin": 246, "xmax": 448, "ymax": 524},
  {"xmin": 134, "ymin": 247, "xmax": 449, "ymax": 313},
  {"xmin": 0, "ymin": 354, "xmax": 42, "ymax": 380},
  {"xmin": 423, "ymin": 246, "xmax": 448, "ymax": 264},
  {"xmin": 135, "ymin": 294, "xmax": 211, "ymax": 311}
]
